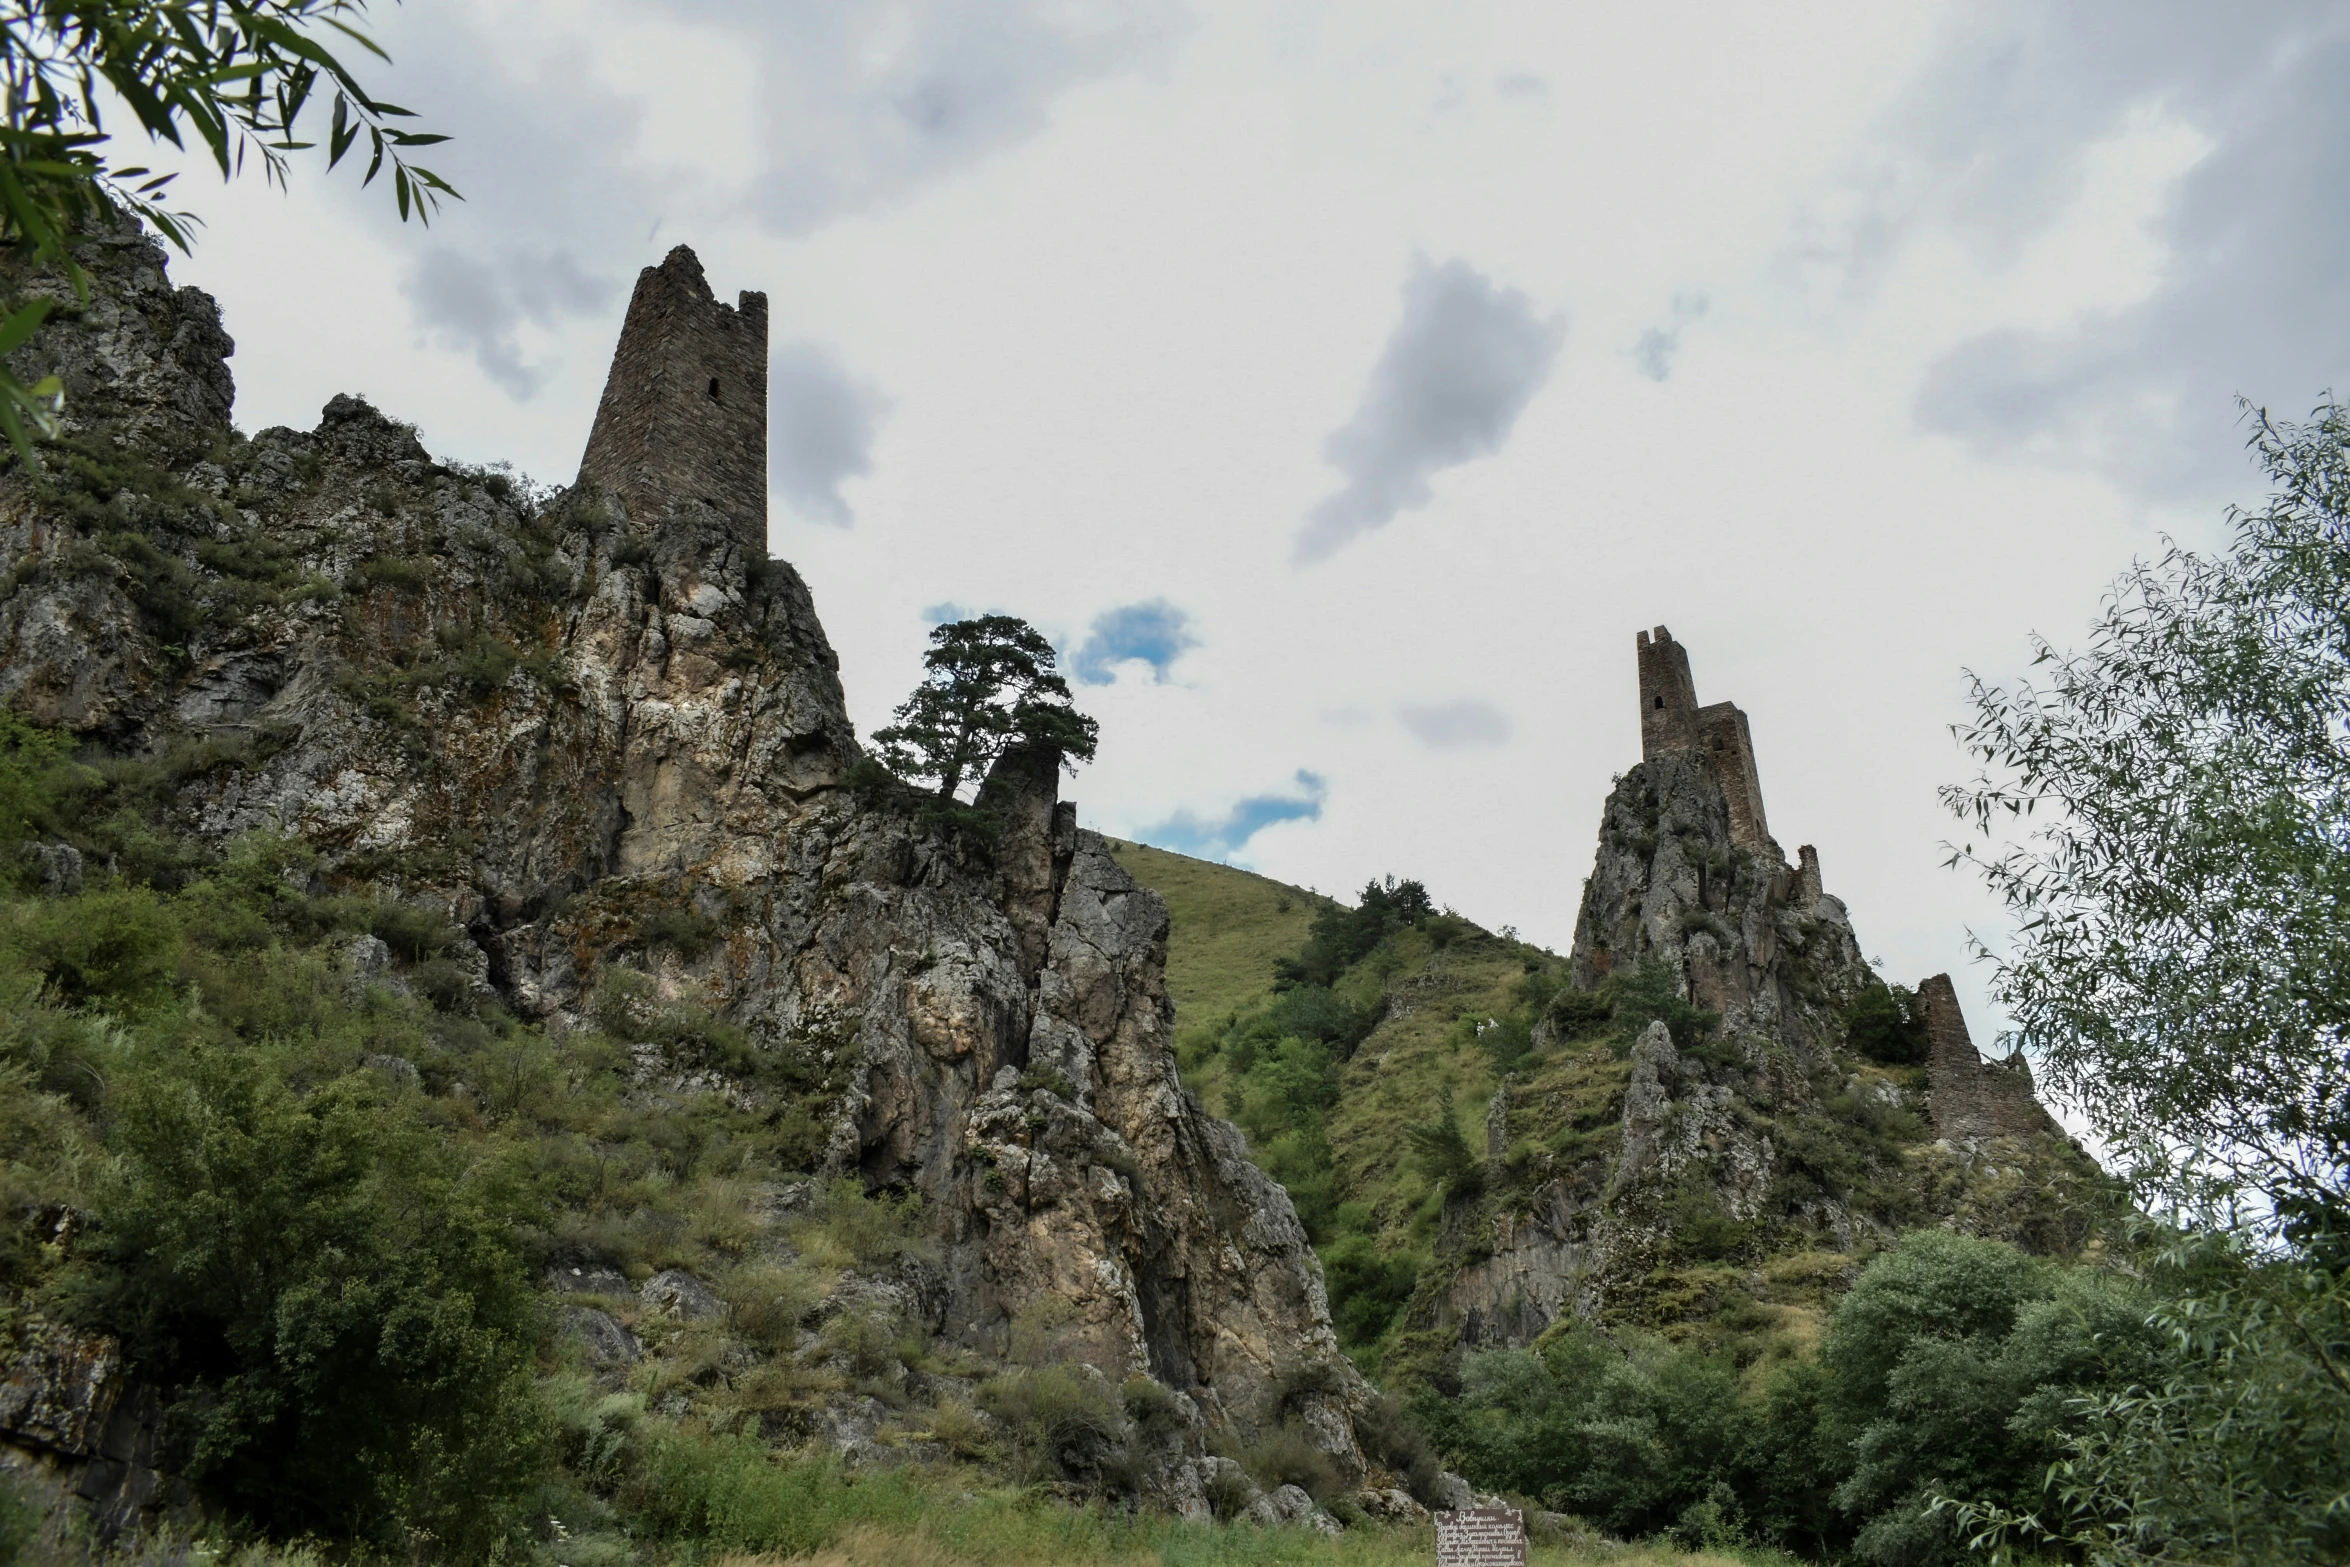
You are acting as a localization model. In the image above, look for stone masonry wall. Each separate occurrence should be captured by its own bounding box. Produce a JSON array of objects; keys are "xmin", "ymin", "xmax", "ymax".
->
[
  {"xmin": 1633, "ymin": 627, "xmax": 1772, "ymax": 854},
  {"xmin": 577, "ymin": 245, "xmax": 769, "ymax": 551},
  {"xmin": 1636, "ymin": 626, "xmax": 1700, "ymax": 756},
  {"xmin": 1696, "ymin": 699, "xmax": 1770, "ymax": 851},
  {"xmin": 1918, "ymin": 973, "xmax": 2060, "ymax": 1143}
]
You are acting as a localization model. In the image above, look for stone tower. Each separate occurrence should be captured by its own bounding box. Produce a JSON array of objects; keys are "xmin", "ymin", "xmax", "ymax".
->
[
  {"xmin": 578, "ymin": 245, "xmax": 768, "ymax": 552},
  {"xmin": 1633, "ymin": 626, "xmax": 1773, "ymax": 853},
  {"xmin": 1636, "ymin": 625, "xmax": 1701, "ymax": 755},
  {"xmin": 1916, "ymin": 974, "xmax": 2061, "ymax": 1143}
]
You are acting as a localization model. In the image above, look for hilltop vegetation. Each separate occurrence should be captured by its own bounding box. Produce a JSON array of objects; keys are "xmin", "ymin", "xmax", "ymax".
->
[{"xmin": 1108, "ymin": 848, "xmax": 2182, "ymax": 1560}]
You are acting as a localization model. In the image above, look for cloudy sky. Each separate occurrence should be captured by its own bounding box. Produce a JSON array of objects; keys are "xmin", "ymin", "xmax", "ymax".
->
[{"xmin": 152, "ymin": 1, "xmax": 2350, "ymax": 1038}]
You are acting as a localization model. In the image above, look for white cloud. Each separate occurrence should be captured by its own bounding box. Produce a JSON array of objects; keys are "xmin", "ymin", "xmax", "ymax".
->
[
  {"xmin": 145, "ymin": 0, "xmax": 2337, "ymax": 1049},
  {"xmin": 1830, "ymin": 1, "xmax": 2350, "ymax": 499}
]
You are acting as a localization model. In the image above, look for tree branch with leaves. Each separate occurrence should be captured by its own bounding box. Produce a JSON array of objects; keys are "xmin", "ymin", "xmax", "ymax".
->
[
  {"xmin": 1944, "ymin": 399, "xmax": 2350, "ymax": 1234},
  {"xmin": 0, "ymin": 0, "xmax": 455, "ymax": 464}
]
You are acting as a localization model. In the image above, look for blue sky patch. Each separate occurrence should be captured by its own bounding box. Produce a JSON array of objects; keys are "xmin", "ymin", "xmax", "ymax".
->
[
  {"xmin": 1072, "ymin": 599, "xmax": 1199, "ymax": 685},
  {"xmin": 1138, "ymin": 770, "xmax": 1324, "ymax": 863}
]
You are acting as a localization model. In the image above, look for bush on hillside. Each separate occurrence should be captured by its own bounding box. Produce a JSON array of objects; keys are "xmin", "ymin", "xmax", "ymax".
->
[
  {"xmin": 1612, "ymin": 959, "xmax": 1718, "ymax": 1051},
  {"xmin": 4, "ymin": 886, "xmax": 181, "ymax": 1005},
  {"xmin": 790, "ymin": 1177, "xmax": 929, "ymax": 1270},
  {"xmin": 1405, "ymin": 1085, "xmax": 1480, "ymax": 1196},
  {"xmin": 1545, "ymin": 982, "xmax": 1617, "ymax": 1040},
  {"xmin": 977, "ymin": 1365, "xmax": 1131, "ymax": 1486},
  {"xmin": 1274, "ymin": 875, "xmax": 1432, "ymax": 989},
  {"xmin": 1268, "ymin": 982, "xmax": 1383, "ymax": 1057},
  {"xmin": 61, "ymin": 1046, "xmax": 546, "ymax": 1556},
  {"xmin": 1423, "ymin": 1231, "xmax": 2165, "ymax": 1561},
  {"xmin": 1847, "ymin": 979, "xmax": 1929, "ymax": 1065},
  {"xmin": 1319, "ymin": 1231, "xmax": 1419, "ymax": 1349}
]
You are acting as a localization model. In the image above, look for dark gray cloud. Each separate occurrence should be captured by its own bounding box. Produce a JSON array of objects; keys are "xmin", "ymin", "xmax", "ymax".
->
[
  {"xmin": 1398, "ymin": 699, "xmax": 1511, "ymax": 750},
  {"xmin": 1632, "ymin": 292, "xmax": 1709, "ymax": 382},
  {"xmin": 1298, "ymin": 259, "xmax": 1566, "ymax": 562},
  {"xmin": 404, "ymin": 248, "xmax": 615, "ymax": 398},
  {"xmin": 1140, "ymin": 771, "xmax": 1324, "ymax": 862},
  {"xmin": 771, "ymin": 342, "xmax": 888, "ymax": 526},
  {"xmin": 1071, "ymin": 599, "xmax": 1197, "ymax": 685},
  {"xmin": 1871, "ymin": 3, "xmax": 2350, "ymax": 496}
]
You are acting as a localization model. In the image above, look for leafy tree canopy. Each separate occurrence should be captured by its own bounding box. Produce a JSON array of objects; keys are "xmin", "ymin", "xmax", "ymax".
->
[
  {"xmin": 1273, "ymin": 874, "xmax": 1432, "ymax": 989},
  {"xmin": 1942, "ymin": 400, "xmax": 2350, "ymax": 1565},
  {"xmin": 1946, "ymin": 399, "xmax": 2350, "ymax": 1234},
  {"xmin": 870, "ymin": 614, "xmax": 1098, "ymax": 803},
  {"xmin": 0, "ymin": 0, "xmax": 454, "ymax": 460}
]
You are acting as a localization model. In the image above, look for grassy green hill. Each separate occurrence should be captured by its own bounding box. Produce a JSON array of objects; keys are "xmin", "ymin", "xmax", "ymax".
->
[
  {"xmin": 1110, "ymin": 841, "xmax": 1567, "ymax": 1365},
  {"xmin": 1113, "ymin": 838, "xmax": 2113, "ymax": 1402},
  {"xmin": 1100, "ymin": 838, "xmax": 1321, "ymax": 1026}
]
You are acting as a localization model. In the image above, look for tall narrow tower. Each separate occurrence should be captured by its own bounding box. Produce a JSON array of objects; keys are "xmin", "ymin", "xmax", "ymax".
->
[
  {"xmin": 577, "ymin": 246, "xmax": 768, "ymax": 552},
  {"xmin": 1633, "ymin": 625, "xmax": 1774, "ymax": 854},
  {"xmin": 1636, "ymin": 626, "xmax": 1701, "ymax": 757}
]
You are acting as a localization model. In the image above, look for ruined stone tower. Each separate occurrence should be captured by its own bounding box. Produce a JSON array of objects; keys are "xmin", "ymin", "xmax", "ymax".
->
[
  {"xmin": 578, "ymin": 245, "xmax": 768, "ymax": 551},
  {"xmin": 1916, "ymin": 974, "xmax": 2062, "ymax": 1144},
  {"xmin": 1634, "ymin": 626, "xmax": 1773, "ymax": 852}
]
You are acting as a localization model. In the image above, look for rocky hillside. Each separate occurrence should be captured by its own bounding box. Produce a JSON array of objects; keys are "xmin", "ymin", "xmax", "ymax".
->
[
  {"xmin": 1120, "ymin": 678, "xmax": 2116, "ymax": 1390},
  {"xmin": 0, "ymin": 231, "xmax": 1434, "ymax": 1553}
]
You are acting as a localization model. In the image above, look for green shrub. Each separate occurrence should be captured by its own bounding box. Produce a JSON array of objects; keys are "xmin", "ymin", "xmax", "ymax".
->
[
  {"xmin": 628, "ymin": 1426, "xmax": 921, "ymax": 1555},
  {"xmin": 1320, "ymin": 1231, "xmax": 1418, "ymax": 1349},
  {"xmin": 0, "ymin": 710, "xmax": 75, "ymax": 858},
  {"xmin": 1416, "ymin": 1325, "xmax": 1755, "ymax": 1540},
  {"xmin": 6, "ymin": 887, "xmax": 180, "ymax": 1005},
  {"xmin": 722, "ymin": 1260, "xmax": 824, "ymax": 1353},
  {"xmin": 1547, "ymin": 983, "xmax": 1617, "ymax": 1040},
  {"xmin": 1948, "ymin": 1232, "xmax": 2350, "ymax": 1567},
  {"xmin": 819, "ymin": 1307, "xmax": 905, "ymax": 1379},
  {"xmin": 1266, "ymin": 983, "xmax": 1381, "ymax": 1057},
  {"xmin": 1353, "ymin": 1388, "xmax": 1444, "ymax": 1504},
  {"xmin": 1405, "ymin": 1084, "xmax": 1480, "ymax": 1196},
  {"xmin": 1273, "ymin": 875, "xmax": 1432, "ymax": 989},
  {"xmin": 1847, "ymin": 980, "xmax": 1929, "ymax": 1065},
  {"xmin": 977, "ymin": 1365, "xmax": 1129, "ymax": 1484},
  {"xmin": 1825, "ymin": 1232, "xmax": 2162, "ymax": 1567},
  {"xmin": 792, "ymin": 1177, "xmax": 927, "ymax": 1270},
  {"xmin": 364, "ymin": 900, "xmax": 459, "ymax": 962},
  {"xmin": 62, "ymin": 1047, "xmax": 547, "ymax": 1557},
  {"xmin": 639, "ymin": 906, "xmax": 722, "ymax": 960},
  {"xmin": 349, "ymin": 553, "xmax": 430, "ymax": 593},
  {"xmin": 1225, "ymin": 1419, "xmax": 1343, "ymax": 1502},
  {"xmin": 1477, "ymin": 1012, "xmax": 1535, "ymax": 1073},
  {"xmin": 1613, "ymin": 959, "xmax": 1718, "ymax": 1050}
]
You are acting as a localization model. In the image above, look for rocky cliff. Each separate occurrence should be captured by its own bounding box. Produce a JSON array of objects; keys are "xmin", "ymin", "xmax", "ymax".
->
[
  {"xmin": 1421, "ymin": 641, "xmax": 2114, "ymax": 1360},
  {"xmin": 0, "ymin": 231, "xmax": 1371, "ymax": 1513}
]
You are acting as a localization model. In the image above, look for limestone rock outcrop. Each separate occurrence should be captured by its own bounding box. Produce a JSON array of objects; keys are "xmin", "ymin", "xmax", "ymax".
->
[{"xmin": 0, "ymin": 233, "xmax": 1365, "ymax": 1488}]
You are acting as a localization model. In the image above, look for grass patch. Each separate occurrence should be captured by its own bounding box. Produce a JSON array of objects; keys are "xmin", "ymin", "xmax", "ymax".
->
[{"xmin": 1106, "ymin": 837, "xmax": 1321, "ymax": 1027}]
